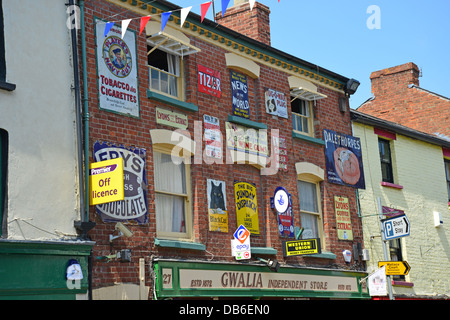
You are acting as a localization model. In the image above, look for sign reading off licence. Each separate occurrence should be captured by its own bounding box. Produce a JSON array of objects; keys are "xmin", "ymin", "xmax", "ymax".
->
[
  {"xmin": 89, "ymin": 158, "xmax": 124, "ymax": 205},
  {"xmin": 282, "ymin": 238, "xmax": 321, "ymax": 257}
]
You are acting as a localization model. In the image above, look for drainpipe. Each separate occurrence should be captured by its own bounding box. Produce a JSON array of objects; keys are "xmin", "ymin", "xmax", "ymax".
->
[
  {"xmin": 69, "ymin": 0, "xmax": 84, "ymax": 224},
  {"xmin": 79, "ymin": 0, "xmax": 90, "ymax": 223}
]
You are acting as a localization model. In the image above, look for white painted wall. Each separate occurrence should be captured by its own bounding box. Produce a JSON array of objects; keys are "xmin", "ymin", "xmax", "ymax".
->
[{"xmin": 0, "ymin": 0, "xmax": 80, "ymax": 239}]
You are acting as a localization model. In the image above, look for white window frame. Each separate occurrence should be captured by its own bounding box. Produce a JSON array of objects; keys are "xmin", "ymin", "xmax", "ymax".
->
[{"xmin": 153, "ymin": 147, "xmax": 192, "ymax": 240}]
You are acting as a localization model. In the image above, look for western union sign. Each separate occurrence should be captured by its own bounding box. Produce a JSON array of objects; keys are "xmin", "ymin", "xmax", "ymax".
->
[{"xmin": 282, "ymin": 238, "xmax": 321, "ymax": 257}]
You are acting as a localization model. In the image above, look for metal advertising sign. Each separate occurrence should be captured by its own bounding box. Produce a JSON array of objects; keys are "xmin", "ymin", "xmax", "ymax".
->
[
  {"xmin": 93, "ymin": 141, "xmax": 148, "ymax": 224},
  {"xmin": 271, "ymin": 187, "xmax": 294, "ymax": 238},
  {"xmin": 234, "ymin": 181, "xmax": 259, "ymax": 235},
  {"xmin": 198, "ymin": 64, "xmax": 221, "ymax": 97},
  {"xmin": 323, "ymin": 129, "xmax": 365, "ymax": 189},
  {"xmin": 382, "ymin": 214, "xmax": 410, "ymax": 240},
  {"xmin": 207, "ymin": 179, "xmax": 228, "ymax": 232},
  {"xmin": 264, "ymin": 87, "xmax": 288, "ymax": 119},
  {"xmin": 282, "ymin": 238, "xmax": 321, "ymax": 257},
  {"xmin": 89, "ymin": 158, "xmax": 124, "ymax": 206},
  {"xmin": 334, "ymin": 196, "xmax": 353, "ymax": 240},
  {"xmin": 95, "ymin": 19, "xmax": 139, "ymax": 117},
  {"xmin": 230, "ymin": 71, "xmax": 249, "ymax": 119}
]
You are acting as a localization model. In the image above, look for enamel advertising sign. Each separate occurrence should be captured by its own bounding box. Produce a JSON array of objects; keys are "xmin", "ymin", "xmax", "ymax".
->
[
  {"xmin": 230, "ymin": 71, "xmax": 250, "ymax": 119},
  {"xmin": 234, "ymin": 181, "xmax": 259, "ymax": 235},
  {"xmin": 93, "ymin": 141, "xmax": 148, "ymax": 224},
  {"xmin": 323, "ymin": 129, "xmax": 365, "ymax": 189},
  {"xmin": 198, "ymin": 64, "xmax": 221, "ymax": 97},
  {"xmin": 96, "ymin": 19, "xmax": 139, "ymax": 117}
]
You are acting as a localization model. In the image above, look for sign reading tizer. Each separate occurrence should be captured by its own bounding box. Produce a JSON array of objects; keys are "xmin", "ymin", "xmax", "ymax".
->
[
  {"xmin": 282, "ymin": 238, "xmax": 321, "ymax": 257},
  {"xmin": 89, "ymin": 158, "xmax": 124, "ymax": 205},
  {"xmin": 378, "ymin": 261, "xmax": 411, "ymax": 276},
  {"xmin": 382, "ymin": 214, "xmax": 410, "ymax": 240}
]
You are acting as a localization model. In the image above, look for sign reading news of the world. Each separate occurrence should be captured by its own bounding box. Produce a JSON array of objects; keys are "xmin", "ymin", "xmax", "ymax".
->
[{"xmin": 96, "ymin": 19, "xmax": 139, "ymax": 117}]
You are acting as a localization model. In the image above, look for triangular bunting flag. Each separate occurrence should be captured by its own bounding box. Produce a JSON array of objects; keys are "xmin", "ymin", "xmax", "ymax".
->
[
  {"xmin": 161, "ymin": 11, "xmax": 172, "ymax": 32},
  {"xmin": 140, "ymin": 15, "xmax": 151, "ymax": 35},
  {"xmin": 180, "ymin": 6, "xmax": 192, "ymax": 28},
  {"xmin": 221, "ymin": 0, "xmax": 231, "ymax": 17},
  {"xmin": 121, "ymin": 19, "xmax": 131, "ymax": 39},
  {"xmin": 104, "ymin": 22, "xmax": 114, "ymax": 37},
  {"xmin": 200, "ymin": 1, "xmax": 212, "ymax": 22},
  {"xmin": 249, "ymin": 0, "xmax": 256, "ymax": 11}
]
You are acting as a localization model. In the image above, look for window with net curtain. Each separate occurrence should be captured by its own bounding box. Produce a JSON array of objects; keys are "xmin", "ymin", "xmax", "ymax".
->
[
  {"xmin": 153, "ymin": 151, "xmax": 188, "ymax": 237},
  {"xmin": 297, "ymin": 180, "xmax": 320, "ymax": 239}
]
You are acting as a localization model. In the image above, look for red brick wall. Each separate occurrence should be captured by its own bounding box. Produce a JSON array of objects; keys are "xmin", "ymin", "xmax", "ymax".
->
[
  {"xmin": 215, "ymin": 2, "xmax": 271, "ymax": 46},
  {"xmin": 359, "ymin": 62, "xmax": 450, "ymax": 137},
  {"xmin": 83, "ymin": 0, "xmax": 364, "ymax": 296}
]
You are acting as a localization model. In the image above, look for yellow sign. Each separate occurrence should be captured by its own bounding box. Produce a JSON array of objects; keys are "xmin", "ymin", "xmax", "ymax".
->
[
  {"xmin": 282, "ymin": 238, "xmax": 321, "ymax": 257},
  {"xmin": 234, "ymin": 181, "xmax": 259, "ymax": 235},
  {"xmin": 89, "ymin": 158, "xmax": 124, "ymax": 205},
  {"xmin": 334, "ymin": 196, "xmax": 353, "ymax": 240},
  {"xmin": 378, "ymin": 261, "xmax": 411, "ymax": 276}
]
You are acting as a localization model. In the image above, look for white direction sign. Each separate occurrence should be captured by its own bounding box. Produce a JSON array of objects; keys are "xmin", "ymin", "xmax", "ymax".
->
[{"xmin": 382, "ymin": 214, "xmax": 410, "ymax": 240}]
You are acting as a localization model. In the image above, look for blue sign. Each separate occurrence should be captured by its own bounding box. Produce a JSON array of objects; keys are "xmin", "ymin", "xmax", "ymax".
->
[
  {"xmin": 230, "ymin": 71, "xmax": 249, "ymax": 119},
  {"xmin": 383, "ymin": 214, "xmax": 410, "ymax": 240}
]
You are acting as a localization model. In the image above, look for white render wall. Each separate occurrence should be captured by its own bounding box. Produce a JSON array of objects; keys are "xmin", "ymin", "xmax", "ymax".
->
[
  {"xmin": 353, "ymin": 122, "xmax": 450, "ymax": 298},
  {"xmin": 0, "ymin": 0, "xmax": 80, "ymax": 240}
]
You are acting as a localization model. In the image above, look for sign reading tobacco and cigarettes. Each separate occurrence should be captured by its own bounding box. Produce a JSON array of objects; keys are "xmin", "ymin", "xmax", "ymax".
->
[{"xmin": 89, "ymin": 158, "xmax": 124, "ymax": 205}]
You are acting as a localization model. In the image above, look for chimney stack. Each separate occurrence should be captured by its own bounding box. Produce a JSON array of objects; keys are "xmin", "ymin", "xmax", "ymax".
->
[
  {"xmin": 216, "ymin": 0, "xmax": 271, "ymax": 46},
  {"xmin": 370, "ymin": 62, "xmax": 420, "ymax": 98}
]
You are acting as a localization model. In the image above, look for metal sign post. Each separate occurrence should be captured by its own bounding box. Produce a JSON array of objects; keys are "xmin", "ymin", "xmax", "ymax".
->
[{"xmin": 377, "ymin": 197, "xmax": 395, "ymax": 300}]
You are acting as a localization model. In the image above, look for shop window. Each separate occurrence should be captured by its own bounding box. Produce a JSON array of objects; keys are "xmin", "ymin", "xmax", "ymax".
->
[
  {"xmin": 378, "ymin": 138, "xmax": 394, "ymax": 183},
  {"xmin": 445, "ymin": 160, "xmax": 450, "ymax": 203},
  {"xmin": 153, "ymin": 150, "xmax": 192, "ymax": 240},
  {"xmin": 148, "ymin": 45, "xmax": 181, "ymax": 99},
  {"xmin": 0, "ymin": 129, "xmax": 7, "ymax": 237},
  {"xmin": 297, "ymin": 179, "xmax": 323, "ymax": 241},
  {"xmin": 291, "ymin": 98, "xmax": 313, "ymax": 136}
]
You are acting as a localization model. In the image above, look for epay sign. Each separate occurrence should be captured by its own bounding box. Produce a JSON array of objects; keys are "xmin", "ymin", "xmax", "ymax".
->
[{"xmin": 231, "ymin": 225, "xmax": 251, "ymax": 260}]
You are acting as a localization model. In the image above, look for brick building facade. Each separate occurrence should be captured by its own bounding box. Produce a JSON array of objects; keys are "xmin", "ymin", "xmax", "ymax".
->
[
  {"xmin": 82, "ymin": 0, "xmax": 369, "ymax": 299},
  {"xmin": 358, "ymin": 62, "xmax": 450, "ymax": 139}
]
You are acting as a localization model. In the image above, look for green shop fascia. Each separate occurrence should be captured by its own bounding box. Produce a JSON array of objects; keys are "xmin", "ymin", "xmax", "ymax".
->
[
  {"xmin": 153, "ymin": 259, "xmax": 370, "ymax": 299},
  {"xmin": 0, "ymin": 239, "xmax": 94, "ymax": 300}
]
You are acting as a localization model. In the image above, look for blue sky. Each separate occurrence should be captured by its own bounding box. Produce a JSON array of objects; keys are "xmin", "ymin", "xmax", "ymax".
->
[{"xmin": 174, "ymin": 0, "xmax": 450, "ymax": 109}]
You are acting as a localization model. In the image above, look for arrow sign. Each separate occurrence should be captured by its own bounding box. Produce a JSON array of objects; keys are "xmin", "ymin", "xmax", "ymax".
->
[
  {"xmin": 378, "ymin": 261, "xmax": 411, "ymax": 276},
  {"xmin": 382, "ymin": 214, "xmax": 410, "ymax": 240}
]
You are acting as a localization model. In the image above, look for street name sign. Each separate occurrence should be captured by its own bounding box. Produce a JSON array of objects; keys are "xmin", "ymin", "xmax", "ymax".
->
[
  {"xmin": 378, "ymin": 261, "xmax": 411, "ymax": 276},
  {"xmin": 382, "ymin": 214, "xmax": 410, "ymax": 240},
  {"xmin": 282, "ymin": 238, "xmax": 321, "ymax": 257}
]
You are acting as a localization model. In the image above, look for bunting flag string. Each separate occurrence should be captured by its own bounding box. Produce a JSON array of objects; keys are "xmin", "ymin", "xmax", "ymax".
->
[
  {"xmin": 98, "ymin": 0, "xmax": 279, "ymax": 37},
  {"xmin": 200, "ymin": 1, "xmax": 212, "ymax": 23}
]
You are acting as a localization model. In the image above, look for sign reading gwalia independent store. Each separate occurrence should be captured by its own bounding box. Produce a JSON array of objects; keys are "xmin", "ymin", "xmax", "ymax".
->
[{"xmin": 163, "ymin": 269, "xmax": 359, "ymax": 293}]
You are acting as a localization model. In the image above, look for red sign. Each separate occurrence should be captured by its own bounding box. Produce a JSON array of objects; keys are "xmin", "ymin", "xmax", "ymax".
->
[{"xmin": 198, "ymin": 64, "xmax": 221, "ymax": 97}]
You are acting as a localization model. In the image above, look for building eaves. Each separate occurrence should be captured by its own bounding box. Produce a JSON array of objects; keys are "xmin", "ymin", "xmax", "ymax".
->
[
  {"xmin": 350, "ymin": 109, "xmax": 450, "ymax": 149},
  {"xmin": 127, "ymin": 0, "xmax": 350, "ymax": 88}
]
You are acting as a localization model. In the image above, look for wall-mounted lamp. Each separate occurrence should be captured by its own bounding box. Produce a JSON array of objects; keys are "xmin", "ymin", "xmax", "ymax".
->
[
  {"xmin": 109, "ymin": 222, "xmax": 133, "ymax": 242},
  {"xmin": 344, "ymin": 78, "xmax": 360, "ymax": 96},
  {"xmin": 255, "ymin": 257, "xmax": 280, "ymax": 272}
]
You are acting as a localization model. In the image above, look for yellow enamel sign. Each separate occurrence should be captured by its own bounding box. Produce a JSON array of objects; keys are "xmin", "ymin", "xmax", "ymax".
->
[
  {"xmin": 234, "ymin": 181, "xmax": 259, "ymax": 235},
  {"xmin": 89, "ymin": 158, "xmax": 124, "ymax": 205}
]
